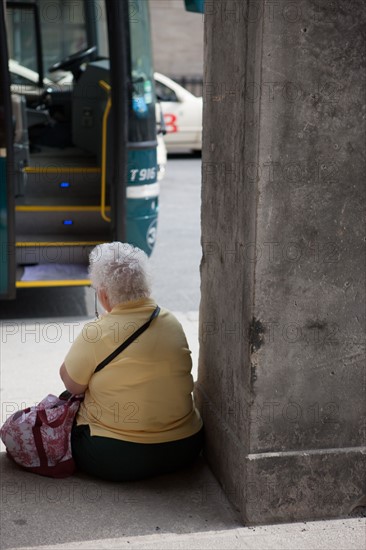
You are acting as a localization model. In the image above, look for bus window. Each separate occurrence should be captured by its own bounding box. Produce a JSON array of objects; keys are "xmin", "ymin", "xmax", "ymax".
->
[
  {"xmin": 39, "ymin": 0, "xmax": 88, "ymax": 73},
  {"xmin": 129, "ymin": 0, "xmax": 156, "ymax": 143},
  {"xmin": 6, "ymin": 5, "xmax": 39, "ymax": 74}
]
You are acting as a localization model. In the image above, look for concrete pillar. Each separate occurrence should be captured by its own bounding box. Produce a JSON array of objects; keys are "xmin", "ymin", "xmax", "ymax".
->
[{"xmin": 195, "ymin": 0, "xmax": 366, "ymax": 524}]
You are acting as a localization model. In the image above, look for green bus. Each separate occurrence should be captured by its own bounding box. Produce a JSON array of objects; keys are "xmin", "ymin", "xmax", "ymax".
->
[{"xmin": 0, "ymin": 0, "xmax": 159, "ymax": 299}]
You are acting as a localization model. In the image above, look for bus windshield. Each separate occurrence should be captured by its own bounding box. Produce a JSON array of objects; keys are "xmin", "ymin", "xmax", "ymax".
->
[{"xmin": 6, "ymin": 0, "xmax": 90, "ymax": 84}]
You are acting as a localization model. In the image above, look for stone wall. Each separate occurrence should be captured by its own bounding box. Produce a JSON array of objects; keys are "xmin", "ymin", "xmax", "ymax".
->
[{"xmin": 195, "ymin": 0, "xmax": 366, "ymax": 524}]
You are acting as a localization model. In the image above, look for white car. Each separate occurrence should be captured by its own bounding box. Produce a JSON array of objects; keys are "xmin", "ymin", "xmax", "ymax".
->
[
  {"xmin": 156, "ymin": 133, "xmax": 167, "ymax": 181},
  {"xmin": 154, "ymin": 72, "xmax": 202, "ymax": 153}
]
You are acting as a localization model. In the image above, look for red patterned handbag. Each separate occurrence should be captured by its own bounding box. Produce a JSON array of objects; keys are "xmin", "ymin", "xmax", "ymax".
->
[{"xmin": 0, "ymin": 393, "xmax": 83, "ymax": 478}]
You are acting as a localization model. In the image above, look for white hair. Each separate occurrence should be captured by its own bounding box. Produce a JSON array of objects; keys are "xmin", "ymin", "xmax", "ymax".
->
[{"xmin": 89, "ymin": 242, "xmax": 152, "ymax": 307}]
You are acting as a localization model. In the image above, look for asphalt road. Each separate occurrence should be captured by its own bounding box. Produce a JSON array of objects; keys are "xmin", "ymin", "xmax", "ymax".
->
[
  {"xmin": 0, "ymin": 155, "xmax": 202, "ymax": 320},
  {"xmin": 149, "ymin": 154, "xmax": 201, "ymax": 311}
]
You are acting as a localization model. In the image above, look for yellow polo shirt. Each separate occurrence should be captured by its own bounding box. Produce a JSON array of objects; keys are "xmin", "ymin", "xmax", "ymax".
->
[{"xmin": 64, "ymin": 298, "xmax": 202, "ymax": 443}]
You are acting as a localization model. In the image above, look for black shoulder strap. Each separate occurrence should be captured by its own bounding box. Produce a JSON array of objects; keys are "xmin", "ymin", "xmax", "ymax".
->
[{"xmin": 93, "ymin": 306, "xmax": 160, "ymax": 374}]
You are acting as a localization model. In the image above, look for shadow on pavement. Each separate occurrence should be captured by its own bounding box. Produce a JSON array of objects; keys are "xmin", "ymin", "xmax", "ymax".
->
[
  {"xmin": 0, "ymin": 452, "xmax": 241, "ymax": 549},
  {"xmin": 0, "ymin": 287, "xmax": 92, "ymax": 320}
]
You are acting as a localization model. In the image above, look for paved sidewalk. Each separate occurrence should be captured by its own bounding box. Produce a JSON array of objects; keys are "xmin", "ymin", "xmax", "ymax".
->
[{"xmin": 0, "ymin": 315, "xmax": 365, "ymax": 550}]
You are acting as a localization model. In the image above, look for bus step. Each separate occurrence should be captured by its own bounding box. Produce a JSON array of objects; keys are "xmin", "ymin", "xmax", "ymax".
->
[
  {"xmin": 15, "ymin": 241, "xmax": 101, "ymax": 266},
  {"xmin": 23, "ymin": 167, "xmax": 102, "ymax": 199},
  {"xmin": 16, "ymin": 263, "xmax": 90, "ymax": 287},
  {"xmin": 15, "ymin": 196, "xmax": 104, "ymax": 207},
  {"xmin": 16, "ymin": 276, "xmax": 90, "ymax": 288},
  {"xmin": 15, "ymin": 206, "xmax": 112, "ymax": 236}
]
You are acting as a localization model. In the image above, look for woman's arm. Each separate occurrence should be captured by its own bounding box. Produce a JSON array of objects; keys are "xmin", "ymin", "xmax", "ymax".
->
[{"xmin": 59, "ymin": 363, "xmax": 88, "ymax": 395}]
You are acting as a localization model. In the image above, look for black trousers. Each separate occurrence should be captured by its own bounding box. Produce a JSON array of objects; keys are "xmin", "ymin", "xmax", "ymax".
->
[{"xmin": 71, "ymin": 424, "xmax": 204, "ymax": 482}]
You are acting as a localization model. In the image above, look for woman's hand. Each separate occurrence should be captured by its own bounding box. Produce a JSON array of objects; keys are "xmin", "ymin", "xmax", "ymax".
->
[{"xmin": 59, "ymin": 363, "xmax": 88, "ymax": 395}]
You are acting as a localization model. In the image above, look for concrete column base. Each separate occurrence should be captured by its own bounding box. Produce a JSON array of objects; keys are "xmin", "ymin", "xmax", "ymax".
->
[{"xmin": 195, "ymin": 385, "xmax": 366, "ymax": 524}]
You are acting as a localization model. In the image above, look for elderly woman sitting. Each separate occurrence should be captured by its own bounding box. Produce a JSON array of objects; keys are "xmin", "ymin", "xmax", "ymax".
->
[{"xmin": 59, "ymin": 242, "xmax": 203, "ymax": 481}]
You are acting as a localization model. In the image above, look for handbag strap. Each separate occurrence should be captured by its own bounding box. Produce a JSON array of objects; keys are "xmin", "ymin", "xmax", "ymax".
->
[{"xmin": 93, "ymin": 305, "xmax": 160, "ymax": 374}]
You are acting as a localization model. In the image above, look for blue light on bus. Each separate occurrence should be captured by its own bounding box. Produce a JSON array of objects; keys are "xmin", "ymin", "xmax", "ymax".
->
[
  {"xmin": 63, "ymin": 220, "xmax": 73, "ymax": 225},
  {"xmin": 60, "ymin": 182, "xmax": 70, "ymax": 188}
]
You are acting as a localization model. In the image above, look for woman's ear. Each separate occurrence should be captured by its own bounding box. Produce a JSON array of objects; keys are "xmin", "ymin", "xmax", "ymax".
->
[{"xmin": 98, "ymin": 288, "xmax": 112, "ymax": 312}]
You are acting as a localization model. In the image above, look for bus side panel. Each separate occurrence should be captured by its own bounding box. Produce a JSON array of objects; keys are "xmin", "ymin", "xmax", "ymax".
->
[
  {"xmin": 0, "ymin": 156, "xmax": 9, "ymax": 296},
  {"xmin": 0, "ymin": 3, "xmax": 16, "ymax": 300},
  {"xmin": 126, "ymin": 195, "xmax": 159, "ymax": 255},
  {"xmin": 126, "ymin": 147, "xmax": 159, "ymax": 256},
  {"xmin": 127, "ymin": 148, "xmax": 157, "ymax": 186}
]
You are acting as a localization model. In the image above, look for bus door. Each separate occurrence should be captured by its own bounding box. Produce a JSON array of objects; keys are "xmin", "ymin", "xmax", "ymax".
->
[
  {"xmin": 6, "ymin": 0, "xmax": 106, "ymax": 290},
  {"xmin": 3, "ymin": 0, "xmax": 158, "ymax": 296}
]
